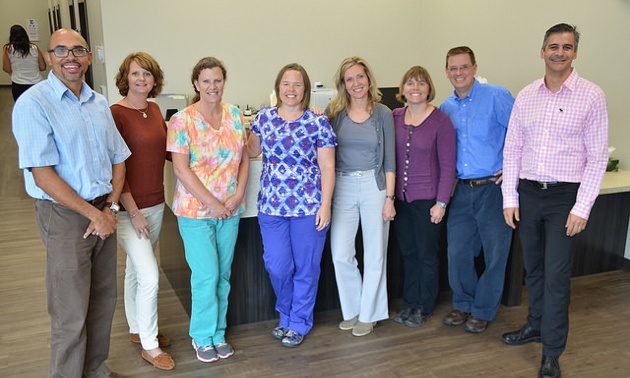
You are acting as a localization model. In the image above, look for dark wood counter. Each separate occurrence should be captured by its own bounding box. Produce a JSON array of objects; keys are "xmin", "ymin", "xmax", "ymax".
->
[{"xmin": 159, "ymin": 189, "xmax": 629, "ymax": 325}]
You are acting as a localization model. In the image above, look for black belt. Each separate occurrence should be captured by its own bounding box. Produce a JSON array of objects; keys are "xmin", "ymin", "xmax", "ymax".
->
[
  {"xmin": 522, "ymin": 179, "xmax": 571, "ymax": 190},
  {"xmin": 88, "ymin": 194, "xmax": 107, "ymax": 206},
  {"xmin": 461, "ymin": 176, "xmax": 498, "ymax": 187}
]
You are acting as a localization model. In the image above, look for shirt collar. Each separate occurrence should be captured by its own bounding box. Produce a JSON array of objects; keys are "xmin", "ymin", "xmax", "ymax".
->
[
  {"xmin": 47, "ymin": 70, "xmax": 95, "ymax": 102},
  {"xmin": 452, "ymin": 78, "xmax": 479, "ymax": 101},
  {"xmin": 537, "ymin": 68, "xmax": 579, "ymax": 93}
]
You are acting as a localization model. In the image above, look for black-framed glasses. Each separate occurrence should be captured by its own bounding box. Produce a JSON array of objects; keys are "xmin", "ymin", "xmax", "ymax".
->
[{"xmin": 47, "ymin": 46, "xmax": 89, "ymax": 58}]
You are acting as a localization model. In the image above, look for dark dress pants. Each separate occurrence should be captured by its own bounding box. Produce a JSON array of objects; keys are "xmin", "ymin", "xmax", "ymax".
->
[
  {"xmin": 392, "ymin": 199, "xmax": 442, "ymax": 314},
  {"xmin": 518, "ymin": 179, "xmax": 580, "ymax": 358}
]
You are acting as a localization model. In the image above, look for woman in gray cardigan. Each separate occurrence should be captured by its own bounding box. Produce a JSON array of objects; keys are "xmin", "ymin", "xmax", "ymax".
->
[{"xmin": 328, "ymin": 56, "xmax": 396, "ymax": 337}]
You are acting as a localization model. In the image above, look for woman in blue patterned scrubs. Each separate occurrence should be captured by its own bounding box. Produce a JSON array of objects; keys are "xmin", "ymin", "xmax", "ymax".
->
[{"xmin": 248, "ymin": 63, "xmax": 336, "ymax": 347}]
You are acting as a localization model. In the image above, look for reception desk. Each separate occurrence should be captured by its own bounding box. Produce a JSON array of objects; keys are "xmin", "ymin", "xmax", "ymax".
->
[{"xmin": 159, "ymin": 163, "xmax": 630, "ymax": 325}]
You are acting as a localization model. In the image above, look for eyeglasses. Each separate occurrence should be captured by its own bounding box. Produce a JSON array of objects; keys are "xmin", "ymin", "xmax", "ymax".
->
[
  {"xmin": 47, "ymin": 46, "xmax": 89, "ymax": 58},
  {"xmin": 447, "ymin": 64, "xmax": 471, "ymax": 73}
]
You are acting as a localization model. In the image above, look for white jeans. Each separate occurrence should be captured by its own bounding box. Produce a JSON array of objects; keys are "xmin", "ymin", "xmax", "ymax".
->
[
  {"xmin": 116, "ymin": 203, "xmax": 165, "ymax": 350},
  {"xmin": 330, "ymin": 174, "xmax": 390, "ymax": 323}
]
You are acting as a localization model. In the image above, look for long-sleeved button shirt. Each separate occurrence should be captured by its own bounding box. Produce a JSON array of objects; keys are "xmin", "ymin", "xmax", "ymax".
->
[
  {"xmin": 439, "ymin": 79, "xmax": 514, "ymax": 179},
  {"xmin": 502, "ymin": 69, "xmax": 609, "ymax": 219}
]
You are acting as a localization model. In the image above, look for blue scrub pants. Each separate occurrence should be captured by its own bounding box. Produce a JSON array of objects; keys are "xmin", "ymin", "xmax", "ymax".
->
[{"xmin": 258, "ymin": 213, "xmax": 329, "ymax": 335}]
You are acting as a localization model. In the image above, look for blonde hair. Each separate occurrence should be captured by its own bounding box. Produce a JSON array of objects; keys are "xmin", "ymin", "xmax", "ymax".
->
[{"xmin": 328, "ymin": 56, "xmax": 381, "ymax": 119}]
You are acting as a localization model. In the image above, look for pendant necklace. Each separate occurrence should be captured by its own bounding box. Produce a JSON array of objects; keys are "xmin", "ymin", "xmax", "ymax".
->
[{"xmin": 128, "ymin": 99, "xmax": 148, "ymax": 118}]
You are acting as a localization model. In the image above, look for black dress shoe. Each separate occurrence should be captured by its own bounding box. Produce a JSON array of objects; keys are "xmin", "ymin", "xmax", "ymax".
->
[
  {"xmin": 502, "ymin": 323, "xmax": 542, "ymax": 345},
  {"xmin": 539, "ymin": 355, "xmax": 561, "ymax": 378}
]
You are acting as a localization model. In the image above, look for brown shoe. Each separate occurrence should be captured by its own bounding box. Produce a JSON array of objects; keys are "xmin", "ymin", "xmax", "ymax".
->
[
  {"xmin": 464, "ymin": 315, "xmax": 488, "ymax": 333},
  {"xmin": 443, "ymin": 309, "xmax": 470, "ymax": 326},
  {"xmin": 130, "ymin": 332, "xmax": 171, "ymax": 347},
  {"xmin": 141, "ymin": 350, "xmax": 175, "ymax": 371}
]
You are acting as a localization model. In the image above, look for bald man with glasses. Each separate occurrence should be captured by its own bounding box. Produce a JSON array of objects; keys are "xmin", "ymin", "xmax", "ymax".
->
[{"xmin": 12, "ymin": 28, "xmax": 131, "ymax": 378}]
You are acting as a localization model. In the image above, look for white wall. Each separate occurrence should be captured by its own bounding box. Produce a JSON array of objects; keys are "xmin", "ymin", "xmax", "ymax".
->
[
  {"xmin": 95, "ymin": 0, "xmax": 630, "ymax": 168},
  {"xmin": 0, "ymin": 0, "xmax": 51, "ymax": 85},
  {"xmin": 4, "ymin": 1, "xmax": 628, "ymax": 169}
]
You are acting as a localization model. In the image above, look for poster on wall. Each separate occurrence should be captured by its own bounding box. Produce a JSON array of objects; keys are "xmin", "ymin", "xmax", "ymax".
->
[{"xmin": 27, "ymin": 19, "xmax": 40, "ymax": 41}]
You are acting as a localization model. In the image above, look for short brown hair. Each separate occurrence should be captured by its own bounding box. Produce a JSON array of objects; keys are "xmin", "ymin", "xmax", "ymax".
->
[
  {"xmin": 445, "ymin": 46, "xmax": 476, "ymax": 68},
  {"xmin": 395, "ymin": 66, "xmax": 436, "ymax": 104},
  {"xmin": 115, "ymin": 52, "xmax": 164, "ymax": 98},
  {"xmin": 274, "ymin": 63, "xmax": 312, "ymax": 110}
]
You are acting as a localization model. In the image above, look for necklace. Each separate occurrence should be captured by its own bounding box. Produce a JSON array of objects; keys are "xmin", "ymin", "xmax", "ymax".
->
[{"xmin": 127, "ymin": 99, "xmax": 148, "ymax": 118}]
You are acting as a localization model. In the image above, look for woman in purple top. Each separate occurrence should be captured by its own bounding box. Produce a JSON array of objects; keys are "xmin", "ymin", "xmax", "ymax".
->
[
  {"xmin": 391, "ymin": 66, "xmax": 456, "ymax": 328},
  {"xmin": 248, "ymin": 63, "xmax": 336, "ymax": 347}
]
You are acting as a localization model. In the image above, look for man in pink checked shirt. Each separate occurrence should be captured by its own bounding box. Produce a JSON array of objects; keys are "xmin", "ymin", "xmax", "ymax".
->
[{"xmin": 501, "ymin": 23, "xmax": 608, "ymax": 378}]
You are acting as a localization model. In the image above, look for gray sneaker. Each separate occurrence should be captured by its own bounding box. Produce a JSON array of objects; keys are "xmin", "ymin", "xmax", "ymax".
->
[
  {"xmin": 281, "ymin": 330, "xmax": 304, "ymax": 348},
  {"xmin": 339, "ymin": 315, "xmax": 358, "ymax": 331},
  {"xmin": 192, "ymin": 340, "xmax": 218, "ymax": 363},
  {"xmin": 351, "ymin": 321, "xmax": 375, "ymax": 336},
  {"xmin": 404, "ymin": 309, "xmax": 431, "ymax": 328},
  {"xmin": 394, "ymin": 308, "xmax": 412, "ymax": 324},
  {"xmin": 271, "ymin": 326, "xmax": 289, "ymax": 340},
  {"xmin": 215, "ymin": 342, "xmax": 234, "ymax": 359}
]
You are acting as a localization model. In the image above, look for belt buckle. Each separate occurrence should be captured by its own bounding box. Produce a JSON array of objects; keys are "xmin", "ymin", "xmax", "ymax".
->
[{"xmin": 540, "ymin": 182, "xmax": 549, "ymax": 190}]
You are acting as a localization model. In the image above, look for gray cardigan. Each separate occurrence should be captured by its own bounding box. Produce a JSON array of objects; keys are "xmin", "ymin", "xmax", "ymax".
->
[{"xmin": 331, "ymin": 102, "xmax": 396, "ymax": 191}]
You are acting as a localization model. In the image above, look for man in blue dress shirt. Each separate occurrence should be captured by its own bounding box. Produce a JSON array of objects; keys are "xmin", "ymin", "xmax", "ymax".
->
[
  {"xmin": 12, "ymin": 29, "xmax": 130, "ymax": 378},
  {"xmin": 439, "ymin": 46, "xmax": 514, "ymax": 334}
]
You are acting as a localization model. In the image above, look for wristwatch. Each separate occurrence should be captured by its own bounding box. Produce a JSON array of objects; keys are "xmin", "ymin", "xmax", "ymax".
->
[
  {"xmin": 386, "ymin": 195, "xmax": 396, "ymax": 201},
  {"xmin": 436, "ymin": 201, "xmax": 447, "ymax": 209},
  {"xmin": 105, "ymin": 201, "xmax": 120, "ymax": 214}
]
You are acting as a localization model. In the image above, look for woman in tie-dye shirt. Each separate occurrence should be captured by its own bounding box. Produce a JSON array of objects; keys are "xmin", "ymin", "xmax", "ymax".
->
[{"xmin": 166, "ymin": 57, "xmax": 249, "ymax": 363}]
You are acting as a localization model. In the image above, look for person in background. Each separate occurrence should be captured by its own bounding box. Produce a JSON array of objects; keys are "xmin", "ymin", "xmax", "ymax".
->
[
  {"xmin": 328, "ymin": 56, "xmax": 396, "ymax": 337},
  {"xmin": 248, "ymin": 63, "xmax": 336, "ymax": 347},
  {"xmin": 12, "ymin": 28, "xmax": 130, "ymax": 378},
  {"xmin": 167, "ymin": 56, "xmax": 249, "ymax": 363},
  {"xmin": 439, "ymin": 46, "xmax": 514, "ymax": 334},
  {"xmin": 391, "ymin": 66, "xmax": 456, "ymax": 328},
  {"xmin": 2, "ymin": 24, "xmax": 46, "ymax": 101},
  {"xmin": 111, "ymin": 51, "xmax": 174, "ymax": 371},
  {"xmin": 502, "ymin": 23, "xmax": 608, "ymax": 378}
]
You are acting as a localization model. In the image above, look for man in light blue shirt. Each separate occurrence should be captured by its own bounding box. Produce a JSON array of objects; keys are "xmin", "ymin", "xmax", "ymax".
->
[
  {"xmin": 439, "ymin": 46, "xmax": 514, "ymax": 334},
  {"xmin": 12, "ymin": 29, "xmax": 130, "ymax": 378}
]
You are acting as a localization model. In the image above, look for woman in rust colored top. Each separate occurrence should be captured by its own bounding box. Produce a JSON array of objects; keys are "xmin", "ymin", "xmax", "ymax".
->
[{"xmin": 110, "ymin": 52, "xmax": 174, "ymax": 371}]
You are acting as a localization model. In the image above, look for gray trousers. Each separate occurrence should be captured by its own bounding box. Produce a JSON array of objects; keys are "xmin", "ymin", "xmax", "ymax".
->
[{"xmin": 35, "ymin": 200, "xmax": 117, "ymax": 378}]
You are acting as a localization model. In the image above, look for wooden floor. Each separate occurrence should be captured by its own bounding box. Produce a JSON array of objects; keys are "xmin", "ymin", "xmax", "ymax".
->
[{"xmin": 1, "ymin": 85, "xmax": 630, "ymax": 377}]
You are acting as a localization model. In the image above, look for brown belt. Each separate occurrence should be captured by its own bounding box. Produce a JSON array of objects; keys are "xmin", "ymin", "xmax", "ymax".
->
[
  {"xmin": 88, "ymin": 194, "xmax": 107, "ymax": 206},
  {"xmin": 461, "ymin": 176, "xmax": 498, "ymax": 187}
]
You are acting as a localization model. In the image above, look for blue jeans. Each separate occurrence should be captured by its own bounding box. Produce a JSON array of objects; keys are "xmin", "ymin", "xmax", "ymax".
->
[
  {"xmin": 392, "ymin": 199, "xmax": 442, "ymax": 314},
  {"xmin": 446, "ymin": 181, "xmax": 512, "ymax": 321},
  {"xmin": 258, "ymin": 213, "xmax": 328, "ymax": 335},
  {"xmin": 177, "ymin": 215, "xmax": 240, "ymax": 346}
]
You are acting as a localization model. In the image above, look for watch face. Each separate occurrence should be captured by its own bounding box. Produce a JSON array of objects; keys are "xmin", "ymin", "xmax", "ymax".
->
[{"xmin": 109, "ymin": 202, "xmax": 120, "ymax": 213}]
